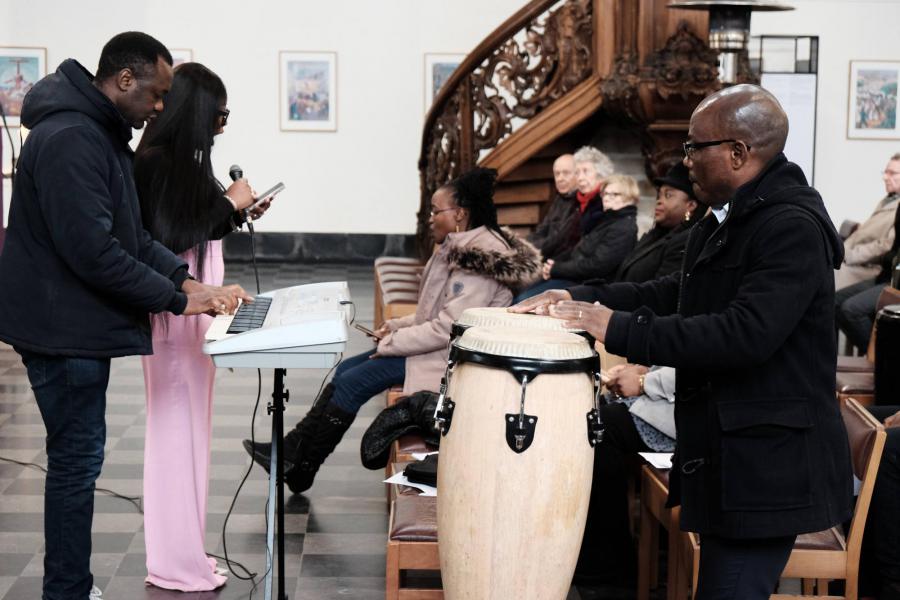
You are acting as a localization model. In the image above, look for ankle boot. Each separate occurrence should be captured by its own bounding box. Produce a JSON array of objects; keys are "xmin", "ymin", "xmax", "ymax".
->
[
  {"xmin": 242, "ymin": 383, "xmax": 335, "ymax": 473},
  {"xmin": 285, "ymin": 402, "xmax": 356, "ymax": 494}
]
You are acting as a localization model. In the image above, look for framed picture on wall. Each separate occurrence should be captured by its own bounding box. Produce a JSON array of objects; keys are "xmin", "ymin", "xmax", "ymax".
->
[
  {"xmin": 279, "ymin": 51, "xmax": 337, "ymax": 132},
  {"xmin": 0, "ymin": 47, "xmax": 47, "ymax": 127},
  {"xmin": 169, "ymin": 48, "xmax": 193, "ymax": 68},
  {"xmin": 424, "ymin": 53, "xmax": 465, "ymax": 111},
  {"xmin": 847, "ymin": 60, "xmax": 900, "ymax": 140}
]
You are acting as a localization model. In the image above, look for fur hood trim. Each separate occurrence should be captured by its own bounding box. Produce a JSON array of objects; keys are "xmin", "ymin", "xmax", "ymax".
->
[{"xmin": 446, "ymin": 227, "xmax": 542, "ymax": 290}]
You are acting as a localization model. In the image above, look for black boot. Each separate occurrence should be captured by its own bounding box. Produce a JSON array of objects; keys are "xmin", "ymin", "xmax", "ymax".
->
[
  {"xmin": 285, "ymin": 402, "xmax": 356, "ymax": 494},
  {"xmin": 242, "ymin": 383, "xmax": 334, "ymax": 474}
]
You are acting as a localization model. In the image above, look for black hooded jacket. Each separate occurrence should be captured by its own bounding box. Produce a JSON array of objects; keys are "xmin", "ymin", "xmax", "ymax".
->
[
  {"xmin": 569, "ymin": 154, "xmax": 853, "ymax": 538},
  {"xmin": 0, "ymin": 59, "xmax": 189, "ymax": 358}
]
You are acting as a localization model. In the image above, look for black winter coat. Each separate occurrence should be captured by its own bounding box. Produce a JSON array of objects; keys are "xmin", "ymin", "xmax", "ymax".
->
[
  {"xmin": 550, "ymin": 205, "xmax": 637, "ymax": 283},
  {"xmin": 614, "ymin": 220, "xmax": 695, "ymax": 284},
  {"xmin": 0, "ymin": 60, "xmax": 189, "ymax": 358},
  {"xmin": 570, "ymin": 155, "xmax": 853, "ymax": 538},
  {"xmin": 527, "ymin": 191, "xmax": 578, "ymax": 261}
]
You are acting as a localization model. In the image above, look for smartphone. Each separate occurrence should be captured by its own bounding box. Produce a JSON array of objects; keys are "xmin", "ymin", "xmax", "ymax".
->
[
  {"xmin": 354, "ymin": 323, "xmax": 380, "ymax": 338},
  {"xmin": 251, "ymin": 182, "xmax": 285, "ymax": 209}
]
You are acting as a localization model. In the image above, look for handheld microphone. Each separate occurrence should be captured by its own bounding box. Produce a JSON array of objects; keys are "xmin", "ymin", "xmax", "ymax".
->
[{"xmin": 227, "ymin": 164, "xmax": 254, "ymax": 231}]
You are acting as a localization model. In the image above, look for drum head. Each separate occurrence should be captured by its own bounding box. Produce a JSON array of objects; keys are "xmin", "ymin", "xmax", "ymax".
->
[
  {"xmin": 456, "ymin": 306, "xmax": 586, "ymax": 334},
  {"xmin": 452, "ymin": 326, "xmax": 598, "ymax": 378}
]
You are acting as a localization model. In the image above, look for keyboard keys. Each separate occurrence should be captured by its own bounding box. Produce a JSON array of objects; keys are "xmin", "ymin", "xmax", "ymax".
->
[{"xmin": 226, "ymin": 296, "xmax": 272, "ymax": 334}]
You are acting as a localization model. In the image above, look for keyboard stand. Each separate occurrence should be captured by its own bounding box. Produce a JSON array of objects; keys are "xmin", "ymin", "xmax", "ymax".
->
[{"xmin": 264, "ymin": 368, "xmax": 289, "ymax": 600}]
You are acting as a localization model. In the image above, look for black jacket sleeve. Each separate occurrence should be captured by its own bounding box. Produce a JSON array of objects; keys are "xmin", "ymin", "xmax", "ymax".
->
[
  {"xmin": 35, "ymin": 127, "xmax": 187, "ymax": 314},
  {"xmin": 604, "ymin": 214, "xmax": 827, "ymax": 369},
  {"xmin": 568, "ymin": 271, "xmax": 681, "ymax": 315}
]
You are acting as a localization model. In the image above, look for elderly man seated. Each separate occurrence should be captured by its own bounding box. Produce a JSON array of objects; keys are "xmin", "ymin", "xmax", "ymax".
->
[
  {"xmin": 836, "ymin": 157, "xmax": 900, "ymax": 352},
  {"xmin": 527, "ymin": 153, "xmax": 579, "ymax": 261}
]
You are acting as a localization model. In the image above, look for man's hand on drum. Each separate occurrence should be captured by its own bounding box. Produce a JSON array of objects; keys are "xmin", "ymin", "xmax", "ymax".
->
[
  {"xmin": 606, "ymin": 364, "xmax": 650, "ymax": 398},
  {"xmin": 547, "ymin": 300, "xmax": 613, "ymax": 342},
  {"xmin": 508, "ymin": 289, "xmax": 572, "ymax": 315}
]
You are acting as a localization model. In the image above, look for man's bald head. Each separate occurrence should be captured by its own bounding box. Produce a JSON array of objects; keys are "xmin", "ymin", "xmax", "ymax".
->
[
  {"xmin": 693, "ymin": 84, "xmax": 789, "ymax": 164},
  {"xmin": 552, "ymin": 153, "xmax": 577, "ymax": 195},
  {"xmin": 684, "ymin": 84, "xmax": 790, "ymax": 206}
]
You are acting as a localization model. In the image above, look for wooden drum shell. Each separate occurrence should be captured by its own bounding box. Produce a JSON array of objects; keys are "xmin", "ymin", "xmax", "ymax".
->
[{"xmin": 437, "ymin": 359, "xmax": 595, "ymax": 599}]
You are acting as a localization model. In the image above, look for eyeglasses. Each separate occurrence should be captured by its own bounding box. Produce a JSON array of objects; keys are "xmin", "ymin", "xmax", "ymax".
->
[
  {"xmin": 602, "ymin": 191, "xmax": 624, "ymax": 198},
  {"xmin": 429, "ymin": 206, "xmax": 457, "ymax": 218},
  {"xmin": 217, "ymin": 108, "xmax": 230, "ymax": 126},
  {"xmin": 682, "ymin": 139, "xmax": 751, "ymax": 159}
]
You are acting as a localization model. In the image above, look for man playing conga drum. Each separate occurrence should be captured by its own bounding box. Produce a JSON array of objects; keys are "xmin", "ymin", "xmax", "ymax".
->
[{"xmin": 512, "ymin": 84, "xmax": 853, "ymax": 600}]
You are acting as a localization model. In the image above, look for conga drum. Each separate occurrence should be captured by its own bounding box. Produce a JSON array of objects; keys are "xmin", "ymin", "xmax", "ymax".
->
[
  {"xmin": 436, "ymin": 326, "xmax": 601, "ymax": 599},
  {"xmin": 875, "ymin": 304, "xmax": 900, "ymax": 406}
]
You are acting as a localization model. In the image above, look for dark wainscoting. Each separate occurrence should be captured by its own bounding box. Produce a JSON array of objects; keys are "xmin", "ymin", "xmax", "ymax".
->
[{"xmin": 223, "ymin": 231, "xmax": 418, "ymax": 263}]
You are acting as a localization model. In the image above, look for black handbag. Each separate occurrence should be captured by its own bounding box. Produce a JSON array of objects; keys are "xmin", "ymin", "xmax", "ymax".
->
[{"xmin": 403, "ymin": 453, "xmax": 438, "ymax": 487}]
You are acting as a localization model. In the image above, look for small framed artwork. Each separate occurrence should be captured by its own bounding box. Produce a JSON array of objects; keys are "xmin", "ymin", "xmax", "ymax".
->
[
  {"xmin": 279, "ymin": 51, "xmax": 337, "ymax": 132},
  {"xmin": 847, "ymin": 60, "xmax": 900, "ymax": 140},
  {"xmin": 424, "ymin": 53, "xmax": 465, "ymax": 110},
  {"xmin": 0, "ymin": 47, "xmax": 47, "ymax": 127},
  {"xmin": 169, "ymin": 48, "xmax": 193, "ymax": 68}
]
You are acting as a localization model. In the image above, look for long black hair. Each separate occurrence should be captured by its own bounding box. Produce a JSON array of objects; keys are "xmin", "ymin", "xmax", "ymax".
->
[
  {"xmin": 135, "ymin": 62, "xmax": 227, "ymax": 278},
  {"xmin": 442, "ymin": 167, "xmax": 502, "ymax": 234}
]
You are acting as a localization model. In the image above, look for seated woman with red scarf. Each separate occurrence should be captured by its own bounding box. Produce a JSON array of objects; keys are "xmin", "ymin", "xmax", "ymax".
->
[{"xmin": 514, "ymin": 147, "xmax": 637, "ymax": 302}]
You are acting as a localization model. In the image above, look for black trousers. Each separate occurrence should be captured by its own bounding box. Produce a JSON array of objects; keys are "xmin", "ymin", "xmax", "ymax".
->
[
  {"xmin": 576, "ymin": 402, "xmax": 650, "ymax": 582},
  {"xmin": 860, "ymin": 405, "xmax": 900, "ymax": 598},
  {"xmin": 696, "ymin": 534, "xmax": 796, "ymax": 600}
]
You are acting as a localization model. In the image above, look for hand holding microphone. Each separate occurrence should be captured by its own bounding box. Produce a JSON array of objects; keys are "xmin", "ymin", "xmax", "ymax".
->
[{"xmin": 226, "ymin": 164, "xmax": 254, "ymax": 211}]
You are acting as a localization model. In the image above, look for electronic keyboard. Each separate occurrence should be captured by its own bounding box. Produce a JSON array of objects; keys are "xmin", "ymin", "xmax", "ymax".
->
[{"xmin": 203, "ymin": 281, "xmax": 351, "ymax": 369}]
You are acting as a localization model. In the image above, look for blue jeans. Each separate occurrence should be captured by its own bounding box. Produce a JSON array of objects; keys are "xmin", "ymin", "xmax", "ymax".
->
[
  {"xmin": 18, "ymin": 349, "xmax": 109, "ymax": 600},
  {"xmin": 329, "ymin": 350, "xmax": 406, "ymax": 413},
  {"xmin": 513, "ymin": 278, "xmax": 578, "ymax": 303},
  {"xmin": 696, "ymin": 534, "xmax": 796, "ymax": 600}
]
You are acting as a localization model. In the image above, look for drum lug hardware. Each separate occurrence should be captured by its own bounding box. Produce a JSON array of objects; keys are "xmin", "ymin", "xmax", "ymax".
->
[
  {"xmin": 505, "ymin": 374, "xmax": 537, "ymax": 453},
  {"xmin": 587, "ymin": 371, "xmax": 605, "ymax": 446},
  {"xmin": 506, "ymin": 413, "xmax": 537, "ymax": 453},
  {"xmin": 433, "ymin": 360, "xmax": 456, "ymax": 435}
]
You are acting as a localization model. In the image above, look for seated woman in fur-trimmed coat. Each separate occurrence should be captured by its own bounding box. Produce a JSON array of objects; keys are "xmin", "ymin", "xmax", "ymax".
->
[{"xmin": 244, "ymin": 167, "xmax": 542, "ymax": 493}]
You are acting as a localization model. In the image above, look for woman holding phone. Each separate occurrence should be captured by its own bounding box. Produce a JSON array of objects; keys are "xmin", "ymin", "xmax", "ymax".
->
[
  {"xmin": 133, "ymin": 62, "xmax": 269, "ymax": 591},
  {"xmin": 244, "ymin": 167, "xmax": 542, "ymax": 494}
]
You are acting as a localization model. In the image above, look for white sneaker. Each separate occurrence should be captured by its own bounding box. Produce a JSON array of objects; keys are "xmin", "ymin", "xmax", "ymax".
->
[
  {"xmin": 214, "ymin": 566, "xmax": 229, "ymax": 577},
  {"xmin": 89, "ymin": 586, "xmax": 103, "ymax": 599}
]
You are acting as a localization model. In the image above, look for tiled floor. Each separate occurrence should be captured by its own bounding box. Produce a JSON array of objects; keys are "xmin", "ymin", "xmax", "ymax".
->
[{"xmin": 0, "ymin": 261, "xmax": 640, "ymax": 600}]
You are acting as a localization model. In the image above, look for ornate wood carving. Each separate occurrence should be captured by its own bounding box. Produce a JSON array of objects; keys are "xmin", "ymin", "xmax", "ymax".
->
[
  {"xmin": 417, "ymin": 0, "xmax": 596, "ymax": 252},
  {"xmin": 646, "ymin": 22, "xmax": 719, "ymax": 100}
]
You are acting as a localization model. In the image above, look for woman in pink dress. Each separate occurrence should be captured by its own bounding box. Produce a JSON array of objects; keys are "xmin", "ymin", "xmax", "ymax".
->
[{"xmin": 133, "ymin": 63, "xmax": 267, "ymax": 591}]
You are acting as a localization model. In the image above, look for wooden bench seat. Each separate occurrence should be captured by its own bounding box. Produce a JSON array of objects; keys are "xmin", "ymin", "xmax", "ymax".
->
[{"xmin": 386, "ymin": 464, "xmax": 442, "ymax": 599}]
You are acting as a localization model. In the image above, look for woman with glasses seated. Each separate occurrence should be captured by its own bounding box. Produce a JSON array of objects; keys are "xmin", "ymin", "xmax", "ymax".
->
[
  {"xmin": 515, "ymin": 173, "xmax": 639, "ymax": 301},
  {"xmin": 243, "ymin": 167, "xmax": 542, "ymax": 495},
  {"xmin": 133, "ymin": 63, "xmax": 270, "ymax": 591}
]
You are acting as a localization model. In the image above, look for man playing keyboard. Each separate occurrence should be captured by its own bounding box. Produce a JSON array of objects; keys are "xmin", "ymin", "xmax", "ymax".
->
[{"xmin": 0, "ymin": 32, "xmax": 250, "ymax": 600}]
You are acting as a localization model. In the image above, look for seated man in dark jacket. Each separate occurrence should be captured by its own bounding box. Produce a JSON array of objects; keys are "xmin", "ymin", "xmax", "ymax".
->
[
  {"xmin": 515, "ymin": 173, "xmax": 638, "ymax": 301},
  {"xmin": 527, "ymin": 153, "xmax": 579, "ymax": 260}
]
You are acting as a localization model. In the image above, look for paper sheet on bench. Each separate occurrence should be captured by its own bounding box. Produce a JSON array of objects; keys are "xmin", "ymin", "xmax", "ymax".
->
[
  {"xmin": 384, "ymin": 471, "xmax": 437, "ymax": 497},
  {"xmin": 639, "ymin": 452, "xmax": 673, "ymax": 470},
  {"xmin": 411, "ymin": 451, "xmax": 438, "ymax": 461}
]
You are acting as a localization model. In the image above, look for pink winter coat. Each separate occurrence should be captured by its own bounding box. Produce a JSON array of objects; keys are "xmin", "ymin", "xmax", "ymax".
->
[{"xmin": 376, "ymin": 226, "xmax": 541, "ymax": 394}]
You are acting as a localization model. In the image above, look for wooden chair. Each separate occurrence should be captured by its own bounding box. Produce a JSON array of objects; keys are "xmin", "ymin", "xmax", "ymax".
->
[
  {"xmin": 673, "ymin": 398, "xmax": 886, "ymax": 600},
  {"xmin": 385, "ymin": 464, "xmax": 442, "ymax": 599},
  {"xmin": 637, "ymin": 464, "xmax": 681, "ymax": 600}
]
